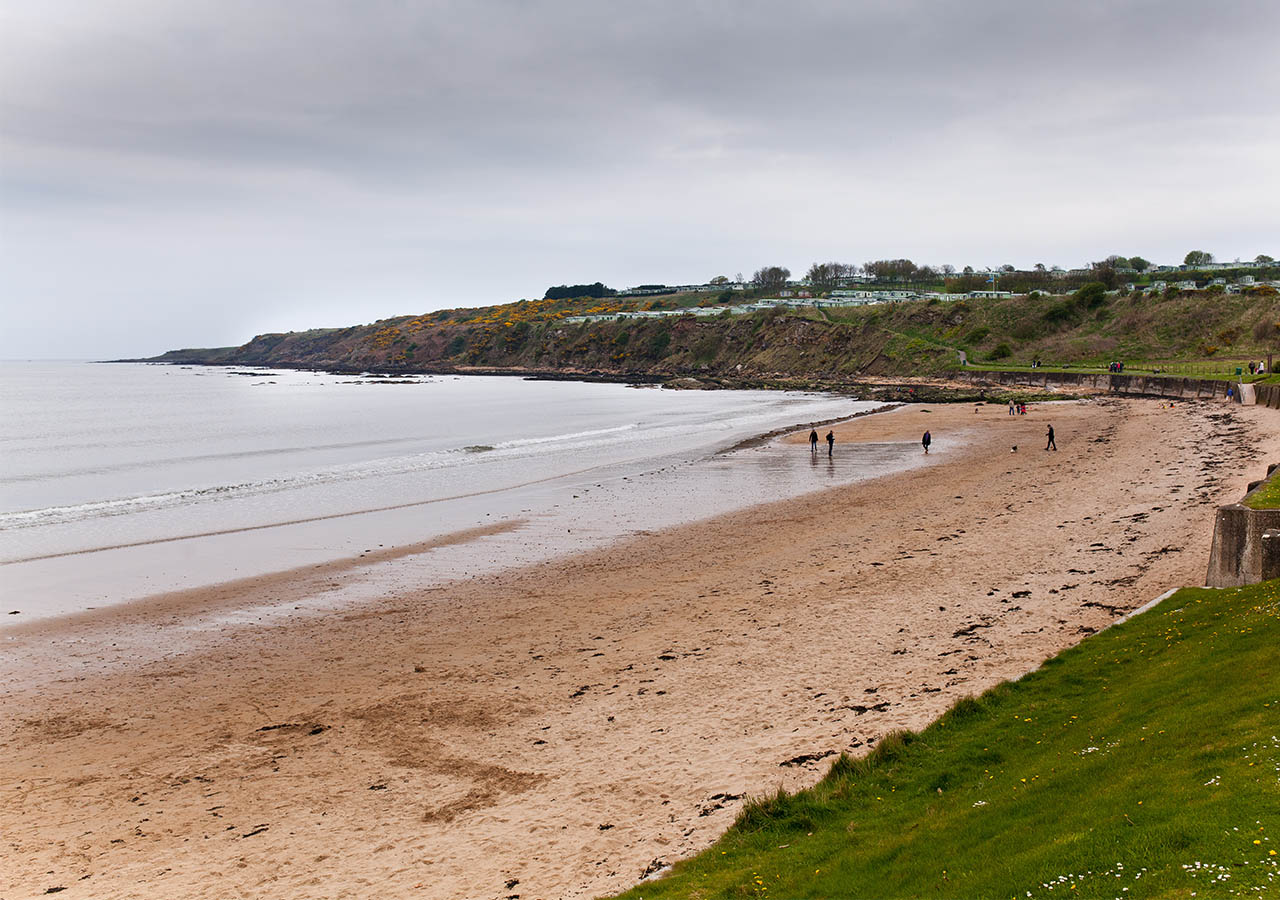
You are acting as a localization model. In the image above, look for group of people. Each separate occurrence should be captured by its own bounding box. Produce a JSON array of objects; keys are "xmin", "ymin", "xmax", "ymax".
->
[
  {"xmin": 1108, "ymin": 361, "xmax": 1126, "ymax": 373},
  {"xmin": 1249, "ymin": 361, "xmax": 1268, "ymax": 375},
  {"xmin": 808, "ymin": 427, "xmax": 835, "ymax": 457},
  {"xmin": 808, "ymin": 412, "xmax": 1055, "ymax": 459}
]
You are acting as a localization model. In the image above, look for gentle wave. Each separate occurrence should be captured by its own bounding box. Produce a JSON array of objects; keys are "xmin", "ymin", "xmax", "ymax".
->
[
  {"xmin": 0, "ymin": 420, "xmax": 672, "ymax": 530},
  {"xmin": 0, "ymin": 435, "xmax": 439, "ymax": 485}
]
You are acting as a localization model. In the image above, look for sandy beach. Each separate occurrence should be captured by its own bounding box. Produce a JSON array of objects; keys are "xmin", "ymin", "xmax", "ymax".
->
[{"xmin": 3, "ymin": 396, "xmax": 1277, "ymax": 900}]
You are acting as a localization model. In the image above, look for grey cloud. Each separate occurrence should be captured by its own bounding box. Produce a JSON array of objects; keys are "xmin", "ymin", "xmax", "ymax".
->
[
  {"xmin": 1, "ymin": 0, "xmax": 1278, "ymax": 358},
  {"xmin": 10, "ymin": 0, "xmax": 1274, "ymax": 173}
]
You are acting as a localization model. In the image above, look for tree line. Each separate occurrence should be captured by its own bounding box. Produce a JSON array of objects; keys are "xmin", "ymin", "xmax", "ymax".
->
[{"xmin": 543, "ymin": 249, "xmax": 1277, "ymax": 302}]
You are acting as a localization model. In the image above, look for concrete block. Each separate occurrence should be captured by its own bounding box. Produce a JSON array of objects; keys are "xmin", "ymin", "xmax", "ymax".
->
[
  {"xmin": 1205, "ymin": 502, "xmax": 1280, "ymax": 587},
  {"xmin": 1262, "ymin": 530, "xmax": 1280, "ymax": 582}
]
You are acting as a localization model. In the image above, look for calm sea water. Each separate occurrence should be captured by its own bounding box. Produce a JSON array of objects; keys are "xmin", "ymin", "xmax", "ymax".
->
[{"xmin": 0, "ymin": 362, "xmax": 923, "ymax": 625}]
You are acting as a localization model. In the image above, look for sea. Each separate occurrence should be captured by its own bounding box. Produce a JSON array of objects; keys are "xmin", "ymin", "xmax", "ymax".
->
[{"xmin": 0, "ymin": 361, "xmax": 927, "ymax": 629}]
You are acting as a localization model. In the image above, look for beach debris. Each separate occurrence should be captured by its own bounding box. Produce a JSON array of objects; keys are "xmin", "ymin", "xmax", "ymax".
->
[
  {"xmin": 598, "ymin": 823, "xmax": 614, "ymax": 830},
  {"xmin": 7, "ymin": 610, "xmax": 18, "ymax": 614},
  {"xmin": 240, "ymin": 824, "xmax": 269, "ymax": 838},
  {"xmin": 255, "ymin": 722, "xmax": 327, "ymax": 736},
  {"xmin": 640, "ymin": 858, "xmax": 669, "ymax": 880},
  {"xmin": 569, "ymin": 685, "xmax": 591, "ymax": 698},
  {"xmin": 953, "ymin": 619, "xmax": 995, "ymax": 638},
  {"xmin": 780, "ymin": 749, "xmax": 836, "ymax": 768},
  {"xmin": 698, "ymin": 792, "xmax": 743, "ymax": 816},
  {"xmin": 44, "ymin": 889, "xmax": 66, "ymax": 895},
  {"xmin": 838, "ymin": 701, "xmax": 890, "ymax": 715},
  {"xmin": 368, "ymin": 784, "xmax": 387, "ymax": 791}
]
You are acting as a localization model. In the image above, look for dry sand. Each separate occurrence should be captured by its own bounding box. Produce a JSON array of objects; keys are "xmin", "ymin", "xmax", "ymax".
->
[{"xmin": 3, "ymin": 397, "xmax": 1278, "ymax": 900}]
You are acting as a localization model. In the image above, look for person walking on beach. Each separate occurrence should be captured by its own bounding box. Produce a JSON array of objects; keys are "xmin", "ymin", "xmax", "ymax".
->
[
  {"xmin": 1008, "ymin": 400, "xmax": 1015, "ymax": 416},
  {"xmin": 809, "ymin": 427, "xmax": 819, "ymax": 454},
  {"xmin": 1045, "ymin": 424, "xmax": 1056, "ymax": 451},
  {"xmin": 826, "ymin": 430, "xmax": 834, "ymax": 457},
  {"xmin": 922, "ymin": 430, "xmax": 931, "ymax": 454}
]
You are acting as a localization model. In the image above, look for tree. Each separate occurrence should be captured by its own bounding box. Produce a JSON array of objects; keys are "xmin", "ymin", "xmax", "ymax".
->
[
  {"xmin": 1257, "ymin": 255, "xmax": 1275, "ymax": 265},
  {"xmin": 1034, "ymin": 263, "xmax": 1047, "ymax": 272},
  {"xmin": 1000, "ymin": 264, "xmax": 1015, "ymax": 273},
  {"xmin": 709, "ymin": 275, "xmax": 729, "ymax": 285},
  {"xmin": 1184, "ymin": 250, "xmax": 1215, "ymax": 267},
  {"xmin": 963, "ymin": 265, "xmax": 974, "ymax": 275},
  {"xmin": 941, "ymin": 264, "xmax": 956, "ymax": 275},
  {"xmin": 543, "ymin": 282, "xmax": 615, "ymax": 300},
  {"xmin": 752, "ymin": 266, "xmax": 791, "ymax": 291},
  {"xmin": 864, "ymin": 259, "xmax": 918, "ymax": 281},
  {"xmin": 1089, "ymin": 258, "xmax": 1120, "ymax": 289},
  {"xmin": 1129, "ymin": 255, "xmax": 1151, "ymax": 271},
  {"xmin": 804, "ymin": 261, "xmax": 857, "ymax": 291}
]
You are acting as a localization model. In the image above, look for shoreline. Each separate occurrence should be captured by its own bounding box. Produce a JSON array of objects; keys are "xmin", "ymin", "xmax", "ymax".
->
[
  {"xmin": 3, "ymin": 398, "xmax": 1277, "ymax": 899},
  {"xmin": 2, "ymin": 369, "xmax": 882, "ymax": 629},
  {"xmin": 106, "ymin": 358, "xmax": 1085, "ymax": 404},
  {"xmin": 0, "ymin": 403, "xmax": 924, "ymax": 687}
]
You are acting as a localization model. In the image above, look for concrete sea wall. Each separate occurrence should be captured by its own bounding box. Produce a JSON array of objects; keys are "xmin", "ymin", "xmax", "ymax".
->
[
  {"xmin": 956, "ymin": 370, "xmax": 1235, "ymax": 400},
  {"xmin": 1251, "ymin": 383, "xmax": 1280, "ymax": 410},
  {"xmin": 1205, "ymin": 464, "xmax": 1280, "ymax": 588}
]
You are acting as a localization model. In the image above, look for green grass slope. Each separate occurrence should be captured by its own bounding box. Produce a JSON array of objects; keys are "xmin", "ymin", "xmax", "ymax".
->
[{"xmin": 615, "ymin": 582, "xmax": 1280, "ymax": 899}]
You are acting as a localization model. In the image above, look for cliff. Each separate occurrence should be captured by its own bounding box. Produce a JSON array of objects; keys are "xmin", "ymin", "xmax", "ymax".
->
[{"xmin": 140, "ymin": 285, "xmax": 1280, "ymax": 382}]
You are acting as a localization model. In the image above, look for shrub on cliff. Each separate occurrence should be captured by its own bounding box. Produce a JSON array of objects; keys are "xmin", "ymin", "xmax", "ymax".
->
[{"xmin": 1074, "ymin": 281, "xmax": 1108, "ymax": 310}]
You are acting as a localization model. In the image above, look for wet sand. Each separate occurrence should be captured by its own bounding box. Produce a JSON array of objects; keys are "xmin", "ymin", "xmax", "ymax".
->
[{"xmin": 2, "ymin": 397, "xmax": 1276, "ymax": 899}]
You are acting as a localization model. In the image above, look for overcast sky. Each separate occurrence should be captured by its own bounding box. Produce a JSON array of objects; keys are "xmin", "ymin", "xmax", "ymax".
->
[{"xmin": 3, "ymin": 0, "xmax": 1278, "ymax": 358}]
